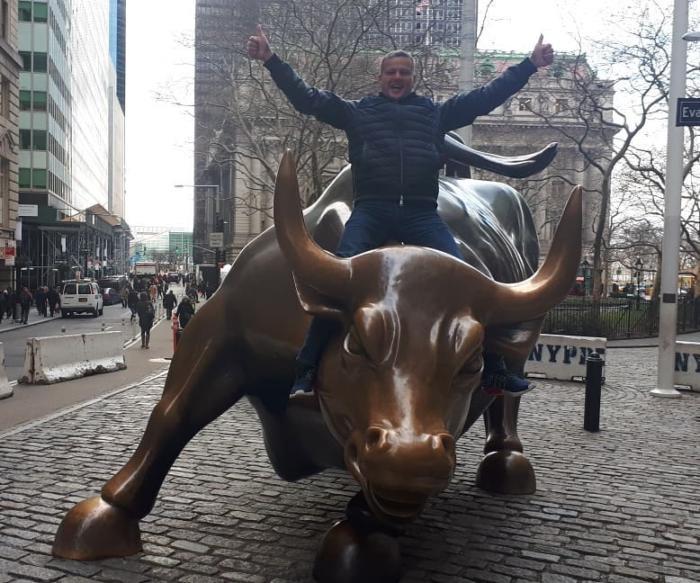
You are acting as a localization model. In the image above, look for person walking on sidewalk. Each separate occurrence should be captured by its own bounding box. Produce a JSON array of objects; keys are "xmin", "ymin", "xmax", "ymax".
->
[
  {"xmin": 136, "ymin": 291, "xmax": 155, "ymax": 349},
  {"xmin": 163, "ymin": 289, "xmax": 178, "ymax": 320},
  {"xmin": 176, "ymin": 295, "xmax": 195, "ymax": 330},
  {"xmin": 47, "ymin": 287, "xmax": 60, "ymax": 317},
  {"xmin": 19, "ymin": 287, "xmax": 32, "ymax": 325},
  {"xmin": 247, "ymin": 25, "xmax": 554, "ymax": 395},
  {"xmin": 127, "ymin": 287, "xmax": 139, "ymax": 323}
]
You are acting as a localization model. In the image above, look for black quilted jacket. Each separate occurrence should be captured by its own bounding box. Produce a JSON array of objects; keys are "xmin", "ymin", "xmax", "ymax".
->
[{"xmin": 265, "ymin": 54, "xmax": 537, "ymax": 203}]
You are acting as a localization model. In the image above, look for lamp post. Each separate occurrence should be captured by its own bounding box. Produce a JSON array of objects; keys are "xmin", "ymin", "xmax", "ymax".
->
[
  {"xmin": 654, "ymin": 2, "xmax": 695, "ymax": 399},
  {"xmin": 581, "ymin": 259, "xmax": 590, "ymax": 296},
  {"xmin": 635, "ymin": 258, "xmax": 643, "ymax": 309}
]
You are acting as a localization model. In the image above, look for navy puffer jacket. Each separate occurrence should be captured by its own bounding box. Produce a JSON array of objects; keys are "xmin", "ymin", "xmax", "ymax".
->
[{"xmin": 265, "ymin": 54, "xmax": 536, "ymax": 203}]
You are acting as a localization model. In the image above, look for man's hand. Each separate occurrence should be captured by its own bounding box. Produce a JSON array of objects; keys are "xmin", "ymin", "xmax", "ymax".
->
[
  {"xmin": 530, "ymin": 34, "xmax": 554, "ymax": 69},
  {"xmin": 247, "ymin": 24, "xmax": 273, "ymax": 63}
]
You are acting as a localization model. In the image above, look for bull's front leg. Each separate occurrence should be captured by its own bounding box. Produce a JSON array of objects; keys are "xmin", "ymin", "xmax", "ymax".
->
[
  {"xmin": 52, "ymin": 294, "xmax": 248, "ymax": 559},
  {"xmin": 476, "ymin": 354, "xmax": 536, "ymax": 495}
]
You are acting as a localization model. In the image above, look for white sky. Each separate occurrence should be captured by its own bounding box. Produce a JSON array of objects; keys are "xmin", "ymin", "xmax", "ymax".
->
[{"xmin": 124, "ymin": 0, "xmax": 662, "ymax": 229}]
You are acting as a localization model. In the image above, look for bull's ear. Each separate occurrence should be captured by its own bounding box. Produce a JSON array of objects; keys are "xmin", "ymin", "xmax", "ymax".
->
[{"xmin": 293, "ymin": 275, "xmax": 348, "ymax": 322}]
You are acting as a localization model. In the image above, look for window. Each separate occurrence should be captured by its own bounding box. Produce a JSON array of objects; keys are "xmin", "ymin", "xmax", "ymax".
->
[
  {"xmin": 19, "ymin": 1, "xmax": 31, "ymax": 22},
  {"xmin": 0, "ymin": 76, "xmax": 7, "ymax": 118},
  {"xmin": 33, "ymin": 130, "xmax": 47, "ymax": 150},
  {"xmin": 555, "ymin": 99, "xmax": 568, "ymax": 114},
  {"xmin": 19, "ymin": 90, "xmax": 31, "ymax": 111},
  {"xmin": 33, "ymin": 52, "xmax": 47, "ymax": 72},
  {"xmin": 1, "ymin": 1, "xmax": 7, "ymax": 39},
  {"xmin": 19, "ymin": 129, "xmax": 31, "ymax": 149},
  {"xmin": 518, "ymin": 97, "xmax": 532, "ymax": 111},
  {"xmin": 19, "ymin": 167, "xmax": 30, "ymax": 188},
  {"xmin": 33, "ymin": 2, "xmax": 48, "ymax": 22},
  {"xmin": 63, "ymin": 283, "xmax": 76, "ymax": 294},
  {"xmin": 19, "ymin": 51, "xmax": 31, "ymax": 71},
  {"xmin": 0, "ymin": 158, "xmax": 7, "ymax": 224},
  {"xmin": 33, "ymin": 91, "xmax": 47, "ymax": 110},
  {"xmin": 32, "ymin": 168, "xmax": 47, "ymax": 188},
  {"xmin": 78, "ymin": 284, "xmax": 91, "ymax": 294}
]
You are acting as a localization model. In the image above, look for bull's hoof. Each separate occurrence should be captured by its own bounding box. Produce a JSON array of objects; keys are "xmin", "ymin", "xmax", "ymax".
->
[
  {"xmin": 52, "ymin": 496, "xmax": 142, "ymax": 560},
  {"xmin": 476, "ymin": 450, "xmax": 536, "ymax": 495},
  {"xmin": 313, "ymin": 519, "xmax": 401, "ymax": 583}
]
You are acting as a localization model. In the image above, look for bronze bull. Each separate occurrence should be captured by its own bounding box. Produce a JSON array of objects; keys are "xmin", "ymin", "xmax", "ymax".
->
[{"xmin": 53, "ymin": 150, "xmax": 582, "ymax": 583}]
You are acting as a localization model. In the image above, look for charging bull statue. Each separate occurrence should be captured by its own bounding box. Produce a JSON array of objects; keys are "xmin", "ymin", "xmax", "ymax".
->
[{"xmin": 53, "ymin": 139, "xmax": 582, "ymax": 583}]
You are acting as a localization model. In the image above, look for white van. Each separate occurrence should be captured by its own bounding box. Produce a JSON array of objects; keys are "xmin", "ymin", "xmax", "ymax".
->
[{"xmin": 60, "ymin": 280, "xmax": 104, "ymax": 317}]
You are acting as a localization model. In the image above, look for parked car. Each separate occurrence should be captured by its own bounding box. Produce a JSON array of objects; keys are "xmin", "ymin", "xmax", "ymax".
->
[
  {"xmin": 60, "ymin": 280, "xmax": 104, "ymax": 317},
  {"xmin": 102, "ymin": 287, "xmax": 121, "ymax": 306}
]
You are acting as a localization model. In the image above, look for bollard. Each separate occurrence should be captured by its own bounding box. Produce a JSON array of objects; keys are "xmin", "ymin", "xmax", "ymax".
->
[
  {"xmin": 583, "ymin": 352, "xmax": 604, "ymax": 432},
  {"xmin": 61, "ymin": 327, "xmax": 66, "ymax": 334}
]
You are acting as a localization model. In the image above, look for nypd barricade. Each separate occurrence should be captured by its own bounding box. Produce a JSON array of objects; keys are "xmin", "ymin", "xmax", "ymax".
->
[
  {"xmin": 525, "ymin": 334, "xmax": 607, "ymax": 382},
  {"xmin": 0, "ymin": 343, "xmax": 12, "ymax": 399},
  {"xmin": 673, "ymin": 341, "xmax": 700, "ymax": 392},
  {"xmin": 21, "ymin": 331, "xmax": 126, "ymax": 385}
]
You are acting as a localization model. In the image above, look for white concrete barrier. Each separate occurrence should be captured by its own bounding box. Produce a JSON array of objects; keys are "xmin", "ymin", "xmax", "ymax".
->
[
  {"xmin": 673, "ymin": 341, "xmax": 700, "ymax": 392},
  {"xmin": 525, "ymin": 334, "xmax": 607, "ymax": 382},
  {"xmin": 0, "ymin": 343, "xmax": 13, "ymax": 399},
  {"xmin": 21, "ymin": 331, "xmax": 126, "ymax": 385}
]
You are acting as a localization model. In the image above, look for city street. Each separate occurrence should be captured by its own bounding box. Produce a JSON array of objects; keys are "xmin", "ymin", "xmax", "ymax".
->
[{"xmin": 0, "ymin": 302, "xmax": 139, "ymax": 381}]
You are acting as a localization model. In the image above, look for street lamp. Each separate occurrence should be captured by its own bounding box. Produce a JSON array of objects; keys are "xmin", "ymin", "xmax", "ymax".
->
[
  {"xmin": 635, "ymin": 257, "xmax": 643, "ymax": 309},
  {"xmin": 654, "ymin": 4, "xmax": 696, "ymax": 398},
  {"xmin": 581, "ymin": 259, "xmax": 590, "ymax": 296}
]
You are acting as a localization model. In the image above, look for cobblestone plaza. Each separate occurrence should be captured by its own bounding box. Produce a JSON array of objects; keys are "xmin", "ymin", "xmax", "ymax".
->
[{"xmin": 0, "ymin": 345, "xmax": 698, "ymax": 582}]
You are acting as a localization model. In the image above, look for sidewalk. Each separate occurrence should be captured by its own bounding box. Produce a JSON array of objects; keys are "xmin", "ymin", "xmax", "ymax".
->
[
  {"xmin": 0, "ymin": 336, "xmax": 698, "ymax": 581},
  {"xmin": 0, "ymin": 311, "xmax": 173, "ymax": 432}
]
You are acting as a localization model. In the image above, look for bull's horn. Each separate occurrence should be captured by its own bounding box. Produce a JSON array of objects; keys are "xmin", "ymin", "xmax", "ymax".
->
[
  {"xmin": 274, "ymin": 151, "xmax": 351, "ymax": 297},
  {"xmin": 487, "ymin": 185, "xmax": 583, "ymax": 324}
]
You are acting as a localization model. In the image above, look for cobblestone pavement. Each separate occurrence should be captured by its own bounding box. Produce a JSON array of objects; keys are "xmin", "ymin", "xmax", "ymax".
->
[{"xmin": 0, "ymin": 347, "xmax": 698, "ymax": 583}]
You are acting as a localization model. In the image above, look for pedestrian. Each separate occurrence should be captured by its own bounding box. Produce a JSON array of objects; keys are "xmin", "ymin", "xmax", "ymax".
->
[
  {"xmin": 149, "ymin": 281, "xmax": 158, "ymax": 303},
  {"xmin": 163, "ymin": 289, "xmax": 178, "ymax": 320},
  {"xmin": 35, "ymin": 286, "xmax": 47, "ymax": 317},
  {"xmin": 6, "ymin": 288, "xmax": 15, "ymax": 321},
  {"xmin": 47, "ymin": 286, "xmax": 60, "ymax": 317},
  {"xmin": 19, "ymin": 287, "xmax": 32, "ymax": 325},
  {"xmin": 136, "ymin": 291, "xmax": 155, "ymax": 349},
  {"xmin": 120, "ymin": 286, "xmax": 129, "ymax": 308},
  {"xmin": 0, "ymin": 289, "xmax": 6, "ymax": 324},
  {"xmin": 247, "ymin": 26, "xmax": 554, "ymax": 395},
  {"xmin": 177, "ymin": 296, "xmax": 195, "ymax": 330},
  {"xmin": 127, "ymin": 287, "xmax": 139, "ymax": 323}
]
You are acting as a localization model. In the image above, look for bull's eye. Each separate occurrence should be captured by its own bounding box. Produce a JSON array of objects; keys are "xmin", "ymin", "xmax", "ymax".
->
[
  {"xmin": 458, "ymin": 354, "xmax": 483, "ymax": 377},
  {"xmin": 343, "ymin": 328, "xmax": 366, "ymax": 356}
]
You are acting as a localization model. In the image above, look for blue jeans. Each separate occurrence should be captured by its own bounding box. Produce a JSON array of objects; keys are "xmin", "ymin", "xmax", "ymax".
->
[{"xmin": 297, "ymin": 200, "xmax": 462, "ymax": 367}]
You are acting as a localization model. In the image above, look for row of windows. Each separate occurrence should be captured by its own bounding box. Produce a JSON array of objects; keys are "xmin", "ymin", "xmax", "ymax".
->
[
  {"xmin": 48, "ymin": 56, "xmax": 70, "ymax": 104},
  {"xmin": 19, "ymin": 50, "xmax": 47, "ymax": 73},
  {"xmin": 19, "ymin": 1, "xmax": 48, "ymax": 23},
  {"xmin": 49, "ymin": 7, "xmax": 67, "ymax": 56},
  {"xmin": 47, "ymin": 132, "xmax": 66, "ymax": 164},
  {"xmin": 18, "ymin": 167, "xmax": 68, "ymax": 198},
  {"xmin": 19, "ymin": 128, "xmax": 47, "ymax": 150},
  {"xmin": 0, "ymin": 76, "xmax": 10, "ymax": 119},
  {"xmin": 48, "ymin": 93, "xmax": 67, "ymax": 132},
  {"xmin": 19, "ymin": 89, "xmax": 47, "ymax": 111}
]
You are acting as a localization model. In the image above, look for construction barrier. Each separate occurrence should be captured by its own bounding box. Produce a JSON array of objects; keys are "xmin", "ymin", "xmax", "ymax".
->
[
  {"xmin": 0, "ymin": 343, "xmax": 12, "ymax": 399},
  {"xmin": 673, "ymin": 341, "xmax": 700, "ymax": 392},
  {"xmin": 525, "ymin": 334, "xmax": 607, "ymax": 382},
  {"xmin": 21, "ymin": 331, "xmax": 126, "ymax": 385}
]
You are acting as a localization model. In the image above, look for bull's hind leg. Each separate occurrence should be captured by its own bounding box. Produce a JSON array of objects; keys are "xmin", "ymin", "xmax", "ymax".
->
[{"xmin": 53, "ymin": 295, "xmax": 248, "ymax": 559}]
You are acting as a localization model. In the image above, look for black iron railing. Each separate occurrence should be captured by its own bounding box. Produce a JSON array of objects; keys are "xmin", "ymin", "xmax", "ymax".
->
[{"xmin": 542, "ymin": 297, "xmax": 700, "ymax": 339}]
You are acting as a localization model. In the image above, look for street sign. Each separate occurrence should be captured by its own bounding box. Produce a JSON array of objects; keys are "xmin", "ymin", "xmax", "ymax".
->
[
  {"xmin": 209, "ymin": 232, "xmax": 224, "ymax": 248},
  {"xmin": 676, "ymin": 98, "xmax": 700, "ymax": 126}
]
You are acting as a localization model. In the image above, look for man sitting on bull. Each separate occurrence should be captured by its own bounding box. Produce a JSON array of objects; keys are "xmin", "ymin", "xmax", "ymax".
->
[{"xmin": 247, "ymin": 26, "xmax": 554, "ymax": 396}]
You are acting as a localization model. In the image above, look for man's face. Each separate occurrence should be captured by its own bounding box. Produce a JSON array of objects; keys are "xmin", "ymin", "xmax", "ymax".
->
[{"xmin": 379, "ymin": 57, "xmax": 415, "ymax": 100}]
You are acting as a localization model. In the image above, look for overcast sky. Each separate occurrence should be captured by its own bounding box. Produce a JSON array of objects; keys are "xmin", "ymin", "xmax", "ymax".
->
[{"xmin": 124, "ymin": 0, "xmax": 666, "ymax": 230}]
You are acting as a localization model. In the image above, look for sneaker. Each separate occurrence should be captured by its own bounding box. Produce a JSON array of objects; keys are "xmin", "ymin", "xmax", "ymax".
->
[
  {"xmin": 291, "ymin": 363, "xmax": 317, "ymax": 394},
  {"xmin": 482, "ymin": 370, "xmax": 535, "ymax": 397}
]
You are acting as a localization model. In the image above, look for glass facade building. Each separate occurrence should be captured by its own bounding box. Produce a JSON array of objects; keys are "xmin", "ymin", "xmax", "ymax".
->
[{"xmin": 18, "ymin": 0, "xmax": 72, "ymax": 213}]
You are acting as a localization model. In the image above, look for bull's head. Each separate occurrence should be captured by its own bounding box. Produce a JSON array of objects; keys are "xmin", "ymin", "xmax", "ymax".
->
[{"xmin": 274, "ymin": 152, "xmax": 582, "ymax": 524}]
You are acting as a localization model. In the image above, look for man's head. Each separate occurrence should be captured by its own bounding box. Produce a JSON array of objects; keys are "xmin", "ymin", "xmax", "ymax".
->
[{"xmin": 378, "ymin": 50, "xmax": 415, "ymax": 100}]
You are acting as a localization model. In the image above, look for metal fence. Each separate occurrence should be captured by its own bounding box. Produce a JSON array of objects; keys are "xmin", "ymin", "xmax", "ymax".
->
[{"xmin": 542, "ymin": 297, "xmax": 700, "ymax": 339}]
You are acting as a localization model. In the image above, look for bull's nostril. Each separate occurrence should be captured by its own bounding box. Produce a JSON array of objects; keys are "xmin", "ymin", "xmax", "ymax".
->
[{"xmin": 365, "ymin": 427, "xmax": 388, "ymax": 450}]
